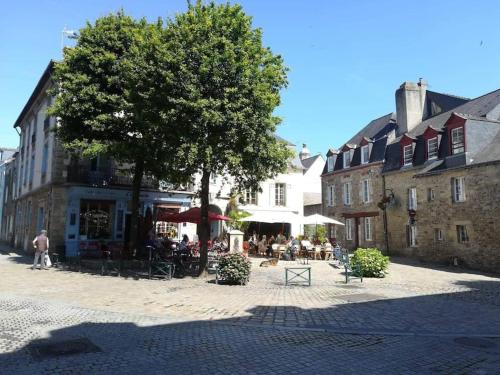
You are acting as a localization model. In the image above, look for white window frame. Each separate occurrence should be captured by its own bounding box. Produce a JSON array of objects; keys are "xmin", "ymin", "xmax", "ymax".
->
[
  {"xmin": 275, "ymin": 183, "xmax": 286, "ymax": 206},
  {"xmin": 451, "ymin": 127, "xmax": 465, "ymax": 154},
  {"xmin": 330, "ymin": 225, "xmax": 337, "ymax": 239},
  {"xmin": 244, "ymin": 189, "xmax": 258, "ymax": 205},
  {"xmin": 364, "ymin": 217, "xmax": 372, "ymax": 241},
  {"xmin": 345, "ymin": 218, "xmax": 353, "ymax": 240},
  {"xmin": 361, "ymin": 145, "xmax": 369, "ymax": 164},
  {"xmin": 457, "ymin": 225, "xmax": 469, "ymax": 243},
  {"xmin": 453, "ymin": 177, "xmax": 466, "ymax": 202},
  {"xmin": 343, "ymin": 182, "xmax": 351, "ymax": 205},
  {"xmin": 434, "ymin": 228, "xmax": 443, "ymax": 241},
  {"xmin": 408, "ymin": 224, "xmax": 417, "ymax": 247},
  {"xmin": 343, "ymin": 151, "xmax": 351, "ymax": 169},
  {"xmin": 403, "ymin": 144, "xmax": 413, "ymax": 166},
  {"xmin": 327, "ymin": 185, "xmax": 335, "ymax": 207},
  {"xmin": 427, "ymin": 137, "xmax": 438, "ymax": 159},
  {"xmin": 362, "ymin": 179, "xmax": 371, "ymax": 203},
  {"xmin": 327, "ymin": 156, "xmax": 334, "ymax": 172},
  {"xmin": 408, "ymin": 187, "xmax": 417, "ymax": 210}
]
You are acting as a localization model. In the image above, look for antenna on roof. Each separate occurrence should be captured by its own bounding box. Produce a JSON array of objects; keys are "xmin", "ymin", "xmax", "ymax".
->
[{"xmin": 61, "ymin": 26, "xmax": 79, "ymax": 54}]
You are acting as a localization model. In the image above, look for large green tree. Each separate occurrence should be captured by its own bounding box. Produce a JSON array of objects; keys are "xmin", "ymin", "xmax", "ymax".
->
[
  {"xmin": 164, "ymin": 1, "xmax": 292, "ymax": 275},
  {"xmin": 50, "ymin": 12, "xmax": 177, "ymax": 254}
]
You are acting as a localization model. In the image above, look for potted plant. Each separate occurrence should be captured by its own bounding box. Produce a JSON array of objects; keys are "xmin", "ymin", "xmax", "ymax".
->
[{"xmin": 216, "ymin": 253, "xmax": 252, "ymax": 285}]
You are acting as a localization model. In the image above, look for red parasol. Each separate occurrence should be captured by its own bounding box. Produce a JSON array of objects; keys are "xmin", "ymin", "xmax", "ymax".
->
[{"xmin": 158, "ymin": 207, "xmax": 230, "ymax": 224}]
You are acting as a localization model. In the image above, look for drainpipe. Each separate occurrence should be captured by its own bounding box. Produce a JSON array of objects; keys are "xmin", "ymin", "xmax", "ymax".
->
[{"xmin": 382, "ymin": 175, "xmax": 390, "ymax": 255}]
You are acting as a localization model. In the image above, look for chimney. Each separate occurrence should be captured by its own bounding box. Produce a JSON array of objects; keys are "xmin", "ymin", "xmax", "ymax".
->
[
  {"xmin": 299, "ymin": 144, "xmax": 311, "ymax": 160},
  {"xmin": 395, "ymin": 79, "xmax": 427, "ymax": 134}
]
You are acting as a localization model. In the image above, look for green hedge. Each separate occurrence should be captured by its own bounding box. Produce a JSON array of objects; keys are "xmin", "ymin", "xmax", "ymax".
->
[
  {"xmin": 218, "ymin": 253, "xmax": 252, "ymax": 285},
  {"xmin": 351, "ymin": 248, "xmax": 389, "ymax": 278}
]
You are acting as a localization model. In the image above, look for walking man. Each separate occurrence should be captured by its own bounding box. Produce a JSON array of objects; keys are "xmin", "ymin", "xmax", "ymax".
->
[{"xmin": 32, "ymin": 229, "xmax": 49, "ymax": 270}]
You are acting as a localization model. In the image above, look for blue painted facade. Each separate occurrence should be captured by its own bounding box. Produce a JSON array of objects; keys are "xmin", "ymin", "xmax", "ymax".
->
[{"xmin": 64, "ymin": 186, "xmax": 192, "ymax": 256}]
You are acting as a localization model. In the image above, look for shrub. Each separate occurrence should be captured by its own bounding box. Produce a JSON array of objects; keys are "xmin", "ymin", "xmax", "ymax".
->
[
  {"xmin": 217, "ymin": 253, "xmax": 252, "ymax": 285},
  {"xmin": 351, "ymin": 248, "xmax": 389, "ymax": 277}
]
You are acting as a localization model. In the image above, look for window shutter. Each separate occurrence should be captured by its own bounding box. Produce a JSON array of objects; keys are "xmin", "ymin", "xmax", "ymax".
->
[
  {"xmin": 286, "ymin": 184, "xmax": 291, "ymax": 207},
  {"xmin": 460, "ymin": 177, "xmax": 466, "ymax": 201},
  {"xmin": 450, "ymin": 178, "xmax": 456, "ymax": 202},
  {"xmin": 269, "ymin": 183, "xmax": 275, "ymax": 206}
]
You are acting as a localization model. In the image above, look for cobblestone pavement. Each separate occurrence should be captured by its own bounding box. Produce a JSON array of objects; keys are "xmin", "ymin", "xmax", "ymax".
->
[{"xmin": 1, "ymin": 244, "xmax": 500, "ymax": 373}]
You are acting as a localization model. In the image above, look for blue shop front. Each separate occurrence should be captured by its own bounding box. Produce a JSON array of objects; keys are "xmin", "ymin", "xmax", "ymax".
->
[{"xmin": 64, "ymin": 186, "xmax": 193, "ymax": 257}]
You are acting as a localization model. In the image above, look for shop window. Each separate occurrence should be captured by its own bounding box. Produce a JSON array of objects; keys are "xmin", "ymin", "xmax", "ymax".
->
[
  {"xmin": 406, "ymin": 224, "xmax": 417, "ymax": 247},
  {"xmin": 364, "ymin": 217, "xmax": 372, "ymax": 241},
  {"xmin": 79, "ymin": 200, "xmax": 115, "ymax": 240},
  {"xmin": 345, "ymin": 219, "xmax": 353, "ymax": 240}
]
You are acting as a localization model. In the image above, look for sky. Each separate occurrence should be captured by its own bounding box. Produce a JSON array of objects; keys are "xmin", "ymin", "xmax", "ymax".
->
[{"xmin": 2, "ymin": 0, "xmax": 500, "ymax": 156}]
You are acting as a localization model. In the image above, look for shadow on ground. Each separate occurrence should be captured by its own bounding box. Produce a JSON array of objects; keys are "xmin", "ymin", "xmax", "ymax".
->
[{"xmin": 2, "ymin": 279, "xmax": 500, "ymax": 374}]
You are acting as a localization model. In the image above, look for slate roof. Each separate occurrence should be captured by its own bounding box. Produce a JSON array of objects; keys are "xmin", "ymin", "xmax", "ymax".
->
[
  {"xmin": 345, "ymin": 113, "xmax": 396, "ymax": 145},
  {"xmin": 304, "ymin": 192, "xmax": 322, "ymax": 206},
  {"xmin": 301, "ymin": 154, "xmax": 322, "ymax": 170}
]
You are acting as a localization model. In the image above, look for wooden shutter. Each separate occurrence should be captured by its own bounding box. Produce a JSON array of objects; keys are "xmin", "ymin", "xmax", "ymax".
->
[{"xmin": 269, "ymin": 183, "xmax": 275, "ymax": 206}]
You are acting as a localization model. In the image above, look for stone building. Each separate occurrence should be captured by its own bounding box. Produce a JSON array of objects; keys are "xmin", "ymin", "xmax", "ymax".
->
[
  {"xmin": 8, "ymin": 61, "xmax": 193, "ymax": 257},
  {"xmin": 322, "ymin": 79, "xmax": 500, "ymax": 272},
  {"xmin": 0, "ymin": 149, "xmax": 18, "ymax": 243}
]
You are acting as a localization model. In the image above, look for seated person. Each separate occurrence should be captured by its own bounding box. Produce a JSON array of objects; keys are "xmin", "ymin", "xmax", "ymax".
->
[
  {"xmin": 287, "ymin": 236, "xmax": 300, "ymax": 260},
  {"xmin": 266, "ymin": 235, "xmax": 275, "ymax": 257},
  {"xmin": 178, "ymin": 234, "xmax": 190, "ymax": 253}
]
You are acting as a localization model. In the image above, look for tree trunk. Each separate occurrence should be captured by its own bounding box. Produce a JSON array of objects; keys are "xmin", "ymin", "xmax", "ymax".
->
[
  {"xmin": 128, "ymin": 157, "xmax": 145, "ymax": 258},
  {"xmin": 198, "ymin": 169, "xmax": 210, "ymax": 277}
]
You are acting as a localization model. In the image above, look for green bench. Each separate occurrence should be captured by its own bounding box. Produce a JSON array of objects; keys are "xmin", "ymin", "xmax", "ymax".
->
[{"xmin": 340, "ymin": 253, "xmax": 363, "ymax": 284}]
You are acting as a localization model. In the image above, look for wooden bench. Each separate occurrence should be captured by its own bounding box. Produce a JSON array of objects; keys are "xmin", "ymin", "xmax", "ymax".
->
[{"xmin": 285, "ymin": 266, "xmax": 311, "ymax": 286}]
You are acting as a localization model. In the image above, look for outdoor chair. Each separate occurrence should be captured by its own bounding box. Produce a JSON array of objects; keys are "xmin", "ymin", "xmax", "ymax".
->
[
  {"xmin": 341, "ymin": 253, "xmax": 363, "ymax": 283},
  {"xmin": 313, "ymin": 245, "xmax": 322, "ymax": 260}
]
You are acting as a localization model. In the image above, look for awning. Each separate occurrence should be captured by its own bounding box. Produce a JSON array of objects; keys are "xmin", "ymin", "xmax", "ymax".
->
[
  {"xmin": 160, "ymin": 207, "xmax": 230, "ymax": 224},
  {"xmin": 302, "ymin": 214, "xmax": 345, "ymax": 226},
  {"xmin": 240, "ymin": 211, "xmax": 301, "ymax": 224}
]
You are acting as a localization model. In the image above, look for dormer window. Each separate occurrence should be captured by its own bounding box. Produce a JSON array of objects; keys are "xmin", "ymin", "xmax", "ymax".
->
[
  {"xmin": 427, "ymin": 137, "xmax": 438, "ymax": 159},
  {"xmin": 327, "ymin": 156, "xmax": 334, "ymax": 172},
  {"xmin": 361, "ymin": 145, "xmax": 369, "ymax": 164},
  {"xmin": 343, "ymin": 151, "xmax": 351, "ymax": 168},
  {"xmin": 451, "ymin": 127, "xmax": 464, "ymax": 154},
  {"xmin": 403, "ymin": 145, "xmax": 413, "ymax": 166}
]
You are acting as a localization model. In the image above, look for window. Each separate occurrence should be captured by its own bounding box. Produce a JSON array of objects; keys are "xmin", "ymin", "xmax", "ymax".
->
[
  {"xmin": 343, "ymin": 182, "xmax": 351, "ymax": 205},
  {"xmin": 327, "ymin": 185, "xmax": 335, "ymax": 206},
  {"xmin": 343, "ymin": 151, "xmax": 351, "ymax": 168},
  {"xmin": 243, "ymin": 189, "xmax": 258, "ymax": 205},
  {"xmin": 452, "ymin": 177, "xmax": 466, "ymax": 202},
  {"xmin": 210, "ymin": 174, "xmax": 217, "ymax": 184},
  {"xmin": 408, "ymin": 187, "xmax": 417, "ymax": 210},
  {"xmin": 427, "ymin": 188, "xmax": 435, "ymax": 202},
  {"xmin": 403, "ymin": 144, "xmax": 413, "ymax": 165},
  {"xmin": 41, "ymin": 143, "xmax": 49, "ymax": 177},
  {"xmin": 361, "ymin": 145, "xmax": 369, "ymax": 164},
  {"xmin": 79, "ymin": 200, "xmax": 115, "ymax": 240},
  {"xmin": 364, "ymin": 217, "xmax": 372, "ymax": 241},
  {"xmin": 345, "ymin": 219, "xmax": 353, "ymax": 240},
  {"xmin": 37, "ymin": 207, "xmax": 45, "ymax": 232},
  {"xmin": 327, "ymin": 156, "xmax": 335, "ymax": 172},
  {"xmin": 275, "ymin": 183, "xmax": 286, "ymax": 206},
  {"xmin": 451, "ymin": 127, "xmax": 465, "ymax": 154},
  {"xmin": 329, "ymin": 225, "xmax": 337, "ymax": 239},
  {"xmin": 29, "ymin": 155, "xmax": 35, "ymax": 185},
  {"xmin": 362, "ymin": 179, "xmax": 371, "ymax": 203},
  {"xmin": 407, "ymin": 224, "xmax": 417, "ymax": 247},
  {"xmin": 427, "ymin": 137, "xmax": 438, "ymax": 159},
  {"xmin": 457, "ymin": 225, "xmax": 469, "ymax": 243},
  {"xmin": 434, "ymin": 228, "xmax": 443, "ymax": 241}
]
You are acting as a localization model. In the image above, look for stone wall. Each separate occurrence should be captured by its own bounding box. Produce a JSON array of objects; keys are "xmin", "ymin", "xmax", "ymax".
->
[
  {"xmin": 384, "ymin": 162, "xmax": 500, "ymax": 272},
  {"xmin": 322, "ymin": 163, "xmax": 386, "ymax": 251}
]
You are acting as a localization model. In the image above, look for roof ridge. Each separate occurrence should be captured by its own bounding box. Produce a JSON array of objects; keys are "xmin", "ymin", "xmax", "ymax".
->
[{"xmin": 427, "ymin": 89, "xmax": 471, "ymax": 101}]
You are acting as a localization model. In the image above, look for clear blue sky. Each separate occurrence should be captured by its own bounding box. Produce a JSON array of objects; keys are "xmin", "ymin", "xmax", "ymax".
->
[{"xmin": 2, "ymin": 1, "xmax": 500, "ymax": 155}]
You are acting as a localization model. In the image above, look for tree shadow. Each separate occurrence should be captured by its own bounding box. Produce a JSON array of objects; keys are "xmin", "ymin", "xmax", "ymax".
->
[{"xmin": 2, "ymin": 280, "xmax": 500, "ymax": 373}]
